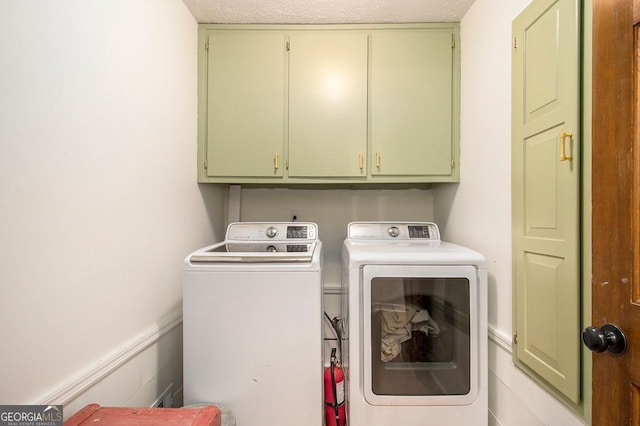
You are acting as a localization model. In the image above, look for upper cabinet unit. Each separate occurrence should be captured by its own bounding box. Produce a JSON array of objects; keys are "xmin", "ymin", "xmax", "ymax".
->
[{"xmin": 197, "ymin": 24, "xmax": 460, "ymax": 185}]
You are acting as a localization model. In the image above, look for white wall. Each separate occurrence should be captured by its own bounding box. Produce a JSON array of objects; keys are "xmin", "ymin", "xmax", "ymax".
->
[
  {"xmin": 240, "ymin": 187, "xmax": 434, "ymax": 288},
  {"xmin": 434, "ymin": 0, "xmax": 586, "ymax": 424},
  {"xmin": 0, "ymin": 0, "xmax": 225, "ymax": 414}
]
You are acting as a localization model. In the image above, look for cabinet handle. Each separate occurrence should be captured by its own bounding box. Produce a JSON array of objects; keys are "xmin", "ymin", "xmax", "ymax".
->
[
  {"xmin": 274, "ymin": 152, "xmax": 279, "ymax": 170},
  {"xmin": 375, "ymin": 151, "xmax": 381, "ymax": 168},
  {"xmin": 359, "ymin": 153, "xmax": 363, "ymax": 170},
  {"xmin": 560, "ymin": 132, "xmax": 573, "ymax": 161}
]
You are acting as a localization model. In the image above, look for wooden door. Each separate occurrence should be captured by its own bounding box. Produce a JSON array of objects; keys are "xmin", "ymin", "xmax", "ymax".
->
[
  {"xmin": 590, "ymin": 0, "xmax": 640, "ymax": 423},
  {"xmin": 511, "ymin": 0, "xmax": 581, "ymax": 403}
]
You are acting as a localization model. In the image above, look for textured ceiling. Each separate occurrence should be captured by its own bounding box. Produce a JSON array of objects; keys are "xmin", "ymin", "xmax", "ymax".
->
[{"xmin": 181, "ymin": 0, "xmax": 475, "ymax": 24}]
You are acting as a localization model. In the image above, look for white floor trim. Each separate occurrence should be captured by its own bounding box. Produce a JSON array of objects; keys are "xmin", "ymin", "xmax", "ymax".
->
[{"xmin": 38, "ymin": 310, "xmax": 183, "ymax": 406}]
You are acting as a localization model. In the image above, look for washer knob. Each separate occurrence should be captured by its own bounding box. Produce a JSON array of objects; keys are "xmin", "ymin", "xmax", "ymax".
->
[
  {"xmin": 266, "ymin": 245, "xmax": 277, "ymax": 253},
  {"xmin": 388, "ymin": 226, "xmax": 400, "ymax": 238},
  {"xmin": 266, "ymin": 227, "xmax": 278, "ymax": 238}
]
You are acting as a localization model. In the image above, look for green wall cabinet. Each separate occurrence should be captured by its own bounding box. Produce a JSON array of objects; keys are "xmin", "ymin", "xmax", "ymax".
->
[
  {"xmin": 203, "ymin": 31, "xmax": 286, "ymax": 178},
  {"xmin": 370, "ymin": 29, "xmax": 457, "ymax": 178},
  {"xmin": 197, "ymin": 24, "xmax": 460, "ymax": 185},
  {"xmin": 288, "ymin": 32, "xmax": 368, "ymax": 178}
]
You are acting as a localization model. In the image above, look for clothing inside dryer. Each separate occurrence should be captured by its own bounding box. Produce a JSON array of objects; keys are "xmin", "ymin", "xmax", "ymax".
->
[{"xmin": 370, "ymin": 277, "xmax": 471, "ymax": 396}]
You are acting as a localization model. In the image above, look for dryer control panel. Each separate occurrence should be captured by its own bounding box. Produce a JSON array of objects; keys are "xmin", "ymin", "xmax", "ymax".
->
[{"xmin": 348, "ymin": 222, "xmax": 440, "ymax": 241}]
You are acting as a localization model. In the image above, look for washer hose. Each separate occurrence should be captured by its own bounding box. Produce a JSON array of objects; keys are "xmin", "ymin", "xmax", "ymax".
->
[{"xmin": 324, "ymin": 311, "xmax": 343, "ymax": 360}]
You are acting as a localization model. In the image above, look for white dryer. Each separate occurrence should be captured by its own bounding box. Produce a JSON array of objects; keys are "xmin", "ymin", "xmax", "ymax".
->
[
  {"xmin": 183, "ymin": 222, "xmax": 323, "ymax": 425},
  {"xmin": 341, "ymin": 222, "xmax": 487, "ymax": 425}
]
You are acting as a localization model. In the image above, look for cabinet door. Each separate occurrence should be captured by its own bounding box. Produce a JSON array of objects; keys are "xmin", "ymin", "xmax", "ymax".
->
[
  {"xmin": 206, "ymin": 31, "xmax": 286, "ymax": 178},
  {"xmin": 370, "ymin": 30, "xmax": 455, "ymax": 177},
  {"xmin": 288, "ymin": 33, "xmax": 368, "ymax": 178}
]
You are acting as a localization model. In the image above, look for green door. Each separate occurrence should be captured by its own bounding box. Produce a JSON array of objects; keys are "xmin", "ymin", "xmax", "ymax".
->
[
  {"xmin": 512, "ymin": 0, "xmax": 581, "ymax": 403},
  {"xmin": 205, "ymin": 31, "xmax": 286, "ymax": 178}
]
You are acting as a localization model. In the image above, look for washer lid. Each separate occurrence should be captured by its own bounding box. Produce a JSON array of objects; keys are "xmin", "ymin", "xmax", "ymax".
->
[{"xmin": 189, "ymin": 241, "xmax": 317, "ymax": 263}]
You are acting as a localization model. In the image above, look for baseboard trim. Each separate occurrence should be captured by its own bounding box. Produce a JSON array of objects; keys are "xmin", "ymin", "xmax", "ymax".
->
[{"xmin": 39, "ymin": 310, "xmax": 183, "ymax": 405}]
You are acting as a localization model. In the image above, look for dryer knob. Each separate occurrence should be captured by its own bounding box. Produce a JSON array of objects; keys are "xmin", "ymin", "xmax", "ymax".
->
[
  {"xmin": 266, "ymin": 227, "xmax": 278, "ymax": 238},
  {"xmin": 388, "ymin": 226, "xmax": 400, "ymax": 238}
]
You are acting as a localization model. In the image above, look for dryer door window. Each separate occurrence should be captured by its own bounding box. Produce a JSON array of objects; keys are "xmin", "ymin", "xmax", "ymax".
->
[{"xmin": 362, "ymin": 265, "xmax": 478, "ymax": 406}]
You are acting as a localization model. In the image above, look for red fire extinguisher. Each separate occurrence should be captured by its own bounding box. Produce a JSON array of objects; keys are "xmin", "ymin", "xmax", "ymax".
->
[{"xmin": 324, "ymin": 348, "xmax": 346, "ymax": 426}]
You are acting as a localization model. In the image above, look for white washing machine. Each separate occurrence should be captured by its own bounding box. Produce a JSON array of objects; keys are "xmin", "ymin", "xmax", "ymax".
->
[
  {"xmin": 183, "ymin": 222, "xmax": 323, "ymax": 425},
  {"xmin": 341, "ymin": 222, "xmax": 487, "ymax": 425}
]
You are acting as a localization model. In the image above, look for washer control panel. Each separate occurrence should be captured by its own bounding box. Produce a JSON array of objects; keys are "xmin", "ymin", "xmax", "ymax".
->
[
  {"xmin": 348, "ymin": 222, "xmax": 440, "ymax": 241},
  {"xmin": 226, "ymin": 222, "xmax": 318, "ymax": 242}
]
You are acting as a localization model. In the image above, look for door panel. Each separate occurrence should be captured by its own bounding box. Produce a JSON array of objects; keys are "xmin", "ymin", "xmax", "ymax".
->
[
  {"xmin": 524, "ymin": 4, "xmax": 562, "ymax": 122},
  {"xmin": 522, "ymin": 252, "xmax": 570, "ymax": 377},
  {"xmin": 524, "ymin": 127, "xmax": 561, "ymax": 233},
  {"xmin": 512, "ymin": 0, "xmax": 580, "ymax": 403}
]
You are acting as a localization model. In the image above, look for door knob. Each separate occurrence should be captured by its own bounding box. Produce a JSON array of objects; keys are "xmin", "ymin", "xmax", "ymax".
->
[{"xmin": 582, "ymin": 323, "xmax": 628, "ymax": 355}]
